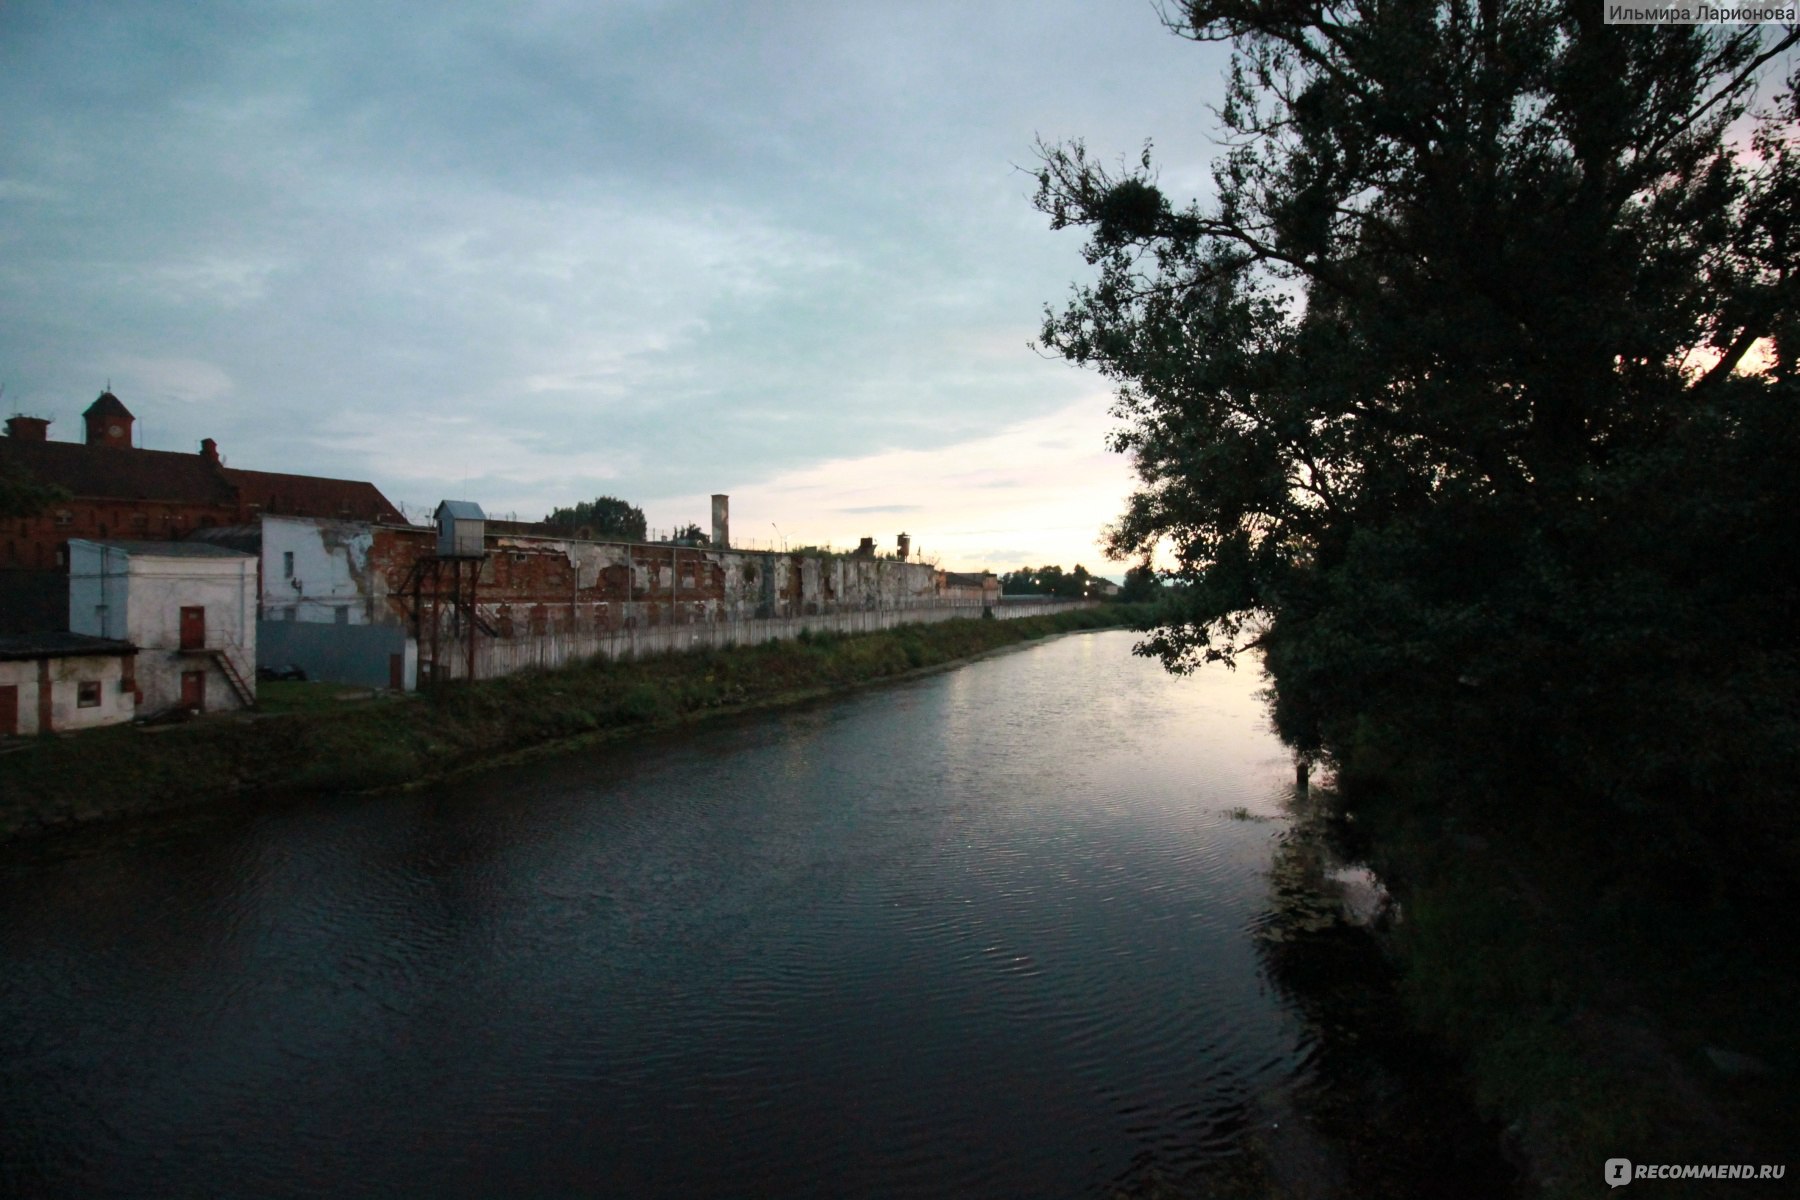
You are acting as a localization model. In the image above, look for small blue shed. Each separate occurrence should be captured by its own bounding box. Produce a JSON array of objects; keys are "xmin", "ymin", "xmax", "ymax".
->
[{"xmin": 434, "ymin": 500, "xmax": 487, "ymax": 558}]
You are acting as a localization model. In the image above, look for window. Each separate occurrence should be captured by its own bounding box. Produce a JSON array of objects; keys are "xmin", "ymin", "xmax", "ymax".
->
[
  {"xmin": 54, "ymin": 510, "xmax": 72, "ymax": 527},
  {"xmin": 333, "ymin": 605, "xmax": 350, "ymax": 625},
  {"xmin": 283, "ymin": 551, "xmax": 295, "ymax": 579},
  {"xmin": 77, "ymin": 681, "xmax": 101, "ymax": 708}
]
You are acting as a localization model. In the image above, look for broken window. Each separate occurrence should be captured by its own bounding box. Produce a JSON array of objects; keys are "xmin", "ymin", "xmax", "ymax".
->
[{"xmin": 77, "ymin": 681, "xmax": 101, "ymax": 708}]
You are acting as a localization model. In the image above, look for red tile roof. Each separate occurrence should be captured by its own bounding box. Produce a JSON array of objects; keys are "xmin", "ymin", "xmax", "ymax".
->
[
  {"xmin": 0, "ymin": 439, "xmax": 235, "ymax": 505},
  {"xmin": 224, "ymin": 466, "xmax": 401, "ymax": 522},
  {"xmin": 83, "ymin": 391, "xmax": 132, "ymax": 418},
  {"xmin": 0, "ymin": 437, "xmax": 403, "ymax": 522}
]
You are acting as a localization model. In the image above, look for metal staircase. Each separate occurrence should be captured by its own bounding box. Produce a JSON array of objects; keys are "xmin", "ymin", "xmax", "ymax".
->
[{"xmin": 179, "ymin": 643, "xmax": 257, "ymax": 708}]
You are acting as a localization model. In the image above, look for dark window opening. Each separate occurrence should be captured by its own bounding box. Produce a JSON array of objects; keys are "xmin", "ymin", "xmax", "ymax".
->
[{"xmin": 77, "ymin": 681, "xmax": 101, "ymax": 708}]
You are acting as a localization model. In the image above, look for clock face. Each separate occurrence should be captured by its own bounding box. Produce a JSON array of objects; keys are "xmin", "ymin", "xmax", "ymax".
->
[{"xmin": 108, "ymin": 425, "xmax": 122, "ymax": 437}]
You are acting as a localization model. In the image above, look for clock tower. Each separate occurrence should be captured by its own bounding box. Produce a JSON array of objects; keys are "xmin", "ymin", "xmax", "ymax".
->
[{"xmin": 83, "ymin": 390, "xmax": 134, "ymax": 448}]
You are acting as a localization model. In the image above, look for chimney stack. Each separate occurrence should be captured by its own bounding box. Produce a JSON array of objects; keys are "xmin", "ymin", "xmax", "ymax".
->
[
  {"xmin": 897, "ymin": 532, "xmax": 911, "ymax": 560},
  {"xmin": 200, "ymin": 437, "xmax": 221, "ymax": 464},
  {"xmin": 711, "ymin": 494, "xmax": 730, "ymax": 549}
]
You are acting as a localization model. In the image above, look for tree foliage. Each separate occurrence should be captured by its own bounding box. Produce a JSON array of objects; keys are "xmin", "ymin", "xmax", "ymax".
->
[
  {"xmin": 0, "ymin": 459, "xmax": 67, "ymax": 519},
  {"xmin": 1000, "ymin": 564, "xmax": 1095, "ymax": 598},
  {"xmin": 543, "ymin": 495, "xmax": 647, "ymax": 542},
  {"xmin": 1038, "ymin": 5, "xmax": 1799, "ymax": 805},
  {"xmin": 1118, "ymin": 563, "xmax": 1164, "ymax": 605}
]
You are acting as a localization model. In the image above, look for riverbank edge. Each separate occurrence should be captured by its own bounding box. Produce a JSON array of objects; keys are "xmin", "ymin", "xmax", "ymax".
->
[
  {"xmin": 1317, "ymin": 762, "xmax": 1797, "ymax": 1199},
  {"xmin": 0, "ymin": 606, "xmax": 1138, "ymax": 844}
]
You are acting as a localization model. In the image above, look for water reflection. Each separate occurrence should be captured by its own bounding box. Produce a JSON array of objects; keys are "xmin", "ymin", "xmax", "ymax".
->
[{"xmin": 1, "ymin": 631, "xmax": 1506, "ymax": 1198}]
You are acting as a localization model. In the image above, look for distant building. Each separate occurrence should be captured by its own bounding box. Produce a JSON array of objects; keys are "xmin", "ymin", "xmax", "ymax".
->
[{"xmin": 67, "ymin": 539, "xmax": 257, "ymax": 716}]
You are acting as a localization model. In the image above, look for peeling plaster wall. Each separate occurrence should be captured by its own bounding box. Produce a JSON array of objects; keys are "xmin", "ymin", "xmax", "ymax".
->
[{"xmin": 259, "ymin": 516, "xmax": 377, "ymax": 623}]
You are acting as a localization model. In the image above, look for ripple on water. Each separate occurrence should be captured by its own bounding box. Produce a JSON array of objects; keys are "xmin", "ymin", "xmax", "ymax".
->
[{"xmin": 0, "ymin": 631, "xmax": 1315, "ymax": 1200}]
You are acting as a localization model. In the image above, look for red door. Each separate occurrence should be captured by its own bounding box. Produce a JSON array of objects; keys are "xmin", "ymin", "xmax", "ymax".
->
[
  {"xmin": 181, "ymin": 670, "xmax": 206, "ymax": 712},
  {"xmin": 0, "ymin": 684, "xmax": 17, "ymax": 736},
  {"xmin": 180, "ymin": 606, "xmax": 206, "ymax": 650}
]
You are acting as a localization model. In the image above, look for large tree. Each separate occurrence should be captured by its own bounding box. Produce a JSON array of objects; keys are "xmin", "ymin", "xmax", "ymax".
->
[
  {"xmin": 543, "ymin": 495, "xmax": 647, "ymax": 542},
  {"xmin": 1039, "ymin": 5, "xmax": 1798, "ymax": 797}
]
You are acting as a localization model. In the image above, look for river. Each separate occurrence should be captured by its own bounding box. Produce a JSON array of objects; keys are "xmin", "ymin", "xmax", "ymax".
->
[{"xmin": 0, "ymin": 630, "xmax": 1512, "ymax": 1198}]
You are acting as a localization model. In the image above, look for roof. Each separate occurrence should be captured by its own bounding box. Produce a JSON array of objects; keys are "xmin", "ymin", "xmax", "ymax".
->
[
  {"xmin": 83, "ymin": 391, "xmax": 133, "ymax": 419},
  {"xmin": 0, "ymin": 438, "xmax": 237, "ymax": 506},
  {"xmin": 436, "ymin": 500, "xmax": 486, "ymax": 521},
  {"xmin": 0, "ymin": 631, "xmax": 136, "ymax": 661},
  {"xmin": 0, "ymin": 436, "xmax": 404, "ymax": 521},
  {"xmin": 184, "ymin": 525, "xmax": 263, "ymax": 553},
  {"xmin": 943, "ymin": 571, "xmax": 993, "ymax": 588},
  {"xmin": 225, "ymin": 466, "xmax": 401, "ymax": 522},
  {"xmin": 74, "ymin": 539, "xmax": 255, "ymax": 558}
]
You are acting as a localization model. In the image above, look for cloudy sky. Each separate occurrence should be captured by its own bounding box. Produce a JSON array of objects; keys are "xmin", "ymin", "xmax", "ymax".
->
[{"xmin": 0, "ymin": 1, "xmax": 1234, "ymax": 573}]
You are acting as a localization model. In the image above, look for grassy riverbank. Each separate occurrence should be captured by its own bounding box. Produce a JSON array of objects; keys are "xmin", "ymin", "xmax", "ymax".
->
[{"xmin": 0, "ymin": 607, "xmax": 1130, "ymax": 841}]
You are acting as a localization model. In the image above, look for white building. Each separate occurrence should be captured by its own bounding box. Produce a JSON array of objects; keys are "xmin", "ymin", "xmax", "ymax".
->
[
  {"xmin": 68, "ymin": 539, "xmax": 257, "ymax": 716},
  {"xmin": 0, "ymin": 632, "xmax": 138, "ymax": 736}
]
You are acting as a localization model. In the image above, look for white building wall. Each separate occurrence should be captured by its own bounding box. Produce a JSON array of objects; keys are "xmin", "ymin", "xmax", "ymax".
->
[
  {"xmin": 259, "ymin": 515, "xmax": 376, "ymax": 624},
  {"xmin": 0, "ymin": 655, "xmax": 135, "ymax": 736},
  {"xmin": 68, "ymin": 541, "xmax": 133, "ymax": 641},
  {"xmin": 69, "ymin": 540, "xmax": 257, "ymax": 715}
]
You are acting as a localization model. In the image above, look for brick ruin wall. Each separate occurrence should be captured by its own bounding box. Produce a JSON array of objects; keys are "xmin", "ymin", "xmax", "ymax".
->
[{"xmin": 363, "ymin": 527, "xmax": 1003, "ymax": 680}]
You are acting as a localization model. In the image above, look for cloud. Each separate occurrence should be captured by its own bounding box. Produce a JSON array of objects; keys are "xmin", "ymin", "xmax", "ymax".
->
[
  {"xmin": 106, "ymin": 356, "xmax": 235, "ymax": 404},
  {"xmin": 0, "ymin": 0, "xmax": 1229, "ymax": 570}
]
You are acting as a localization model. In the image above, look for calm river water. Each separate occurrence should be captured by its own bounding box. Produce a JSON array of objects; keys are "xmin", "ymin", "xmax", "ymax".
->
[{"xmin": 0, "ymin": 630, "xmax": 1511, "ymax": 1198}]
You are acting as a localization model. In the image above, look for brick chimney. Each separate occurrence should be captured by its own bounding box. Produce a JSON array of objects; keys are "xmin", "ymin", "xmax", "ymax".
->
[
  {"xmin": 711, "ymin": 493, "xmax": 730, "ymax": 549},
  {"xmin": 896, "ymin": 532, "xmax": 911, "ymax": 560},
  {"xmin": 4, "ymin": 415, "xmax": 49, "ymax": 441},
  {"xmin": 200, "ymin": 437, "xmax": 220, "ymax": 464}
]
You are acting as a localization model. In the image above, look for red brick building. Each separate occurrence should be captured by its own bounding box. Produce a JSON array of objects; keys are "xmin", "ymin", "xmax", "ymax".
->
[{"xmin": 1, "ymin": 391, "xmax": 403, "ymax": 572}]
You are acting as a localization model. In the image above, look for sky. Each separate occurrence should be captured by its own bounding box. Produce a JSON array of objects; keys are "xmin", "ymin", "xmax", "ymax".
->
[{"xmin": 0, "ymin": 1, "xmax": 1236, "ymax": 575}]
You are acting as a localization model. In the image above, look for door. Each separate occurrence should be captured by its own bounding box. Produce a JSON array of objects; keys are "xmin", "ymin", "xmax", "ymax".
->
[
  {"xmin": 180, "ymin": 669, "xmax": 206, "ymax": 712},
  {"xmin": 180, "ymin": 606, "xmax": 206, "ymax": 650},
  {"xmin": 389, "ymin": 653, "xmax": 405, "ymax": 691},
  {"xmin": 0, "ymin": 684, "xmax": 17, "ymax": 736}
]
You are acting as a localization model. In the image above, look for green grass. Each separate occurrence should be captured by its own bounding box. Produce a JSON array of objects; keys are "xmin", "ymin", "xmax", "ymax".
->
[{"xmin": 255, "ymin": 679, "xmax": 405, "ymax": 716}]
